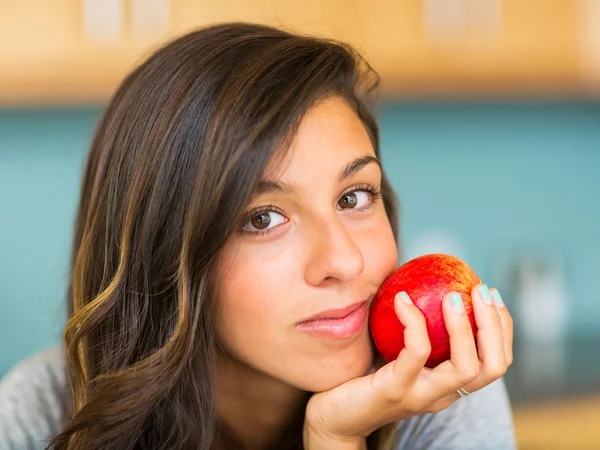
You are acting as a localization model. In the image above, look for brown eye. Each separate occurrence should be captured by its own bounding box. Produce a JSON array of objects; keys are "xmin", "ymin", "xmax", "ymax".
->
[
  {"xmin": 337, "ymin": 190, "xmax": 371, "ymax": 210},
  {"xmin": 250, "ymin": 213, "xmax": 271, "ymax": 229},
  {"xmin": 242, "ymin": 210, "xmax": 288, "ymax": 233},
  {"xmin": 338, "ymin": 192, "xmax": 358, "ymax": 209}
]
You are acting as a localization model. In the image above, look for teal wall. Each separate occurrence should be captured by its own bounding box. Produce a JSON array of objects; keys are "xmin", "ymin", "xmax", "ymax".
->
[
  {"xmin": 378, "ymin": 101, "xmax": 600, "ymax": 335},
  {"xmin": 1, "ymin": 110, "xmax": 98, "ymax": 376},
  {"xmin": 1, "ymin": 102, "xmax": 599, "ymax": 376}
]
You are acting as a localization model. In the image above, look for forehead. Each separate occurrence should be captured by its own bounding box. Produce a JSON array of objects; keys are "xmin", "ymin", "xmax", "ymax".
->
[{"xmin": 264, "ymin": 96, "xmax": 376, "ymax": 180}]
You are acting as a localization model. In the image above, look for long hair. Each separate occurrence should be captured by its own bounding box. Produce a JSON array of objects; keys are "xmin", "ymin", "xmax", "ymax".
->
[{"xmin": 48, "ymin": 22, "xmax": 400, "ymax": 450}]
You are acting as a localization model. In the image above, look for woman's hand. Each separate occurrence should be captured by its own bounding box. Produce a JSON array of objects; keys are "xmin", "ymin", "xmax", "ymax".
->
[{"xmin": 303, "ymin": 285, "xmax": 513, "ymax": 450}]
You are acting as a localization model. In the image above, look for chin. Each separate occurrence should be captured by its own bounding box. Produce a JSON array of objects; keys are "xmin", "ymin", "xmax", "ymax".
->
[{"xmin": 294, "ymin": 331, "xmax": 375, "ymax": 392}]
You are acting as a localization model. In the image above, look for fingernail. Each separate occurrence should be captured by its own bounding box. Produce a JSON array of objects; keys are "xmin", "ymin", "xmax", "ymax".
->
[
  {"xmin": 492, "ymin": 289, "xmax": 505, "ymax": 307},
  {"xmin": 479, "ymin": 284, "xmax": 492, "ymax": 305},
  {"xmin": 397, "ymin": 291, "xmax": 412, "ymax": 304},
  {"xmin": 450, "ymin": 292, "xmax": 464, "ymax": 313}
]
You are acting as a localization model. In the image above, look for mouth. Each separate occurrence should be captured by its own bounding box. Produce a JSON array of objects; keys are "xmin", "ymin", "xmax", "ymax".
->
[{"xmin": 295, "ymin": 300, "xmax": 369, "ymax": 339}]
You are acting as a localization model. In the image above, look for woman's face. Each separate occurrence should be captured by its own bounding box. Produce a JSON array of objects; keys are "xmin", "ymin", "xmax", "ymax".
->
[{"xmin": 215, "ymin": 96, "xmax": 397, "ymax": 392}]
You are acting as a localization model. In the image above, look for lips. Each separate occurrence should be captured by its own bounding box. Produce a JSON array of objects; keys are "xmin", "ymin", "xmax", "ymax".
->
[
  {"xmin": 300, "ymin": 300, "xmax": 368, "ymax": 322},
  {"xmin": 295, "ymin": 299, "xmax": 370, "ymax": 339}
]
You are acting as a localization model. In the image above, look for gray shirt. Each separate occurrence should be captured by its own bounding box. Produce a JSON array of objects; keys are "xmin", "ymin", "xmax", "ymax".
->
[{"xmin": 0, "ymin": 347, "xmax": 517, "ymax": 449}]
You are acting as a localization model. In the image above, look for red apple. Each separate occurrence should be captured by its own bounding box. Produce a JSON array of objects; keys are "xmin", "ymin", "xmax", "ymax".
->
[{"xmin": 369, "ymin": 253, "xmax": 480, "ymax": 368}]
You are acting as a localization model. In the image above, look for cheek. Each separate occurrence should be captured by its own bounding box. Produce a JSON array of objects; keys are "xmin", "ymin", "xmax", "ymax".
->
[
  {"xmin": 359, "ymin": 213, "xmax": 398, "ymax": 282},
  {"xmin": 214, "ymin": 244, "xmax": 291, "ymax": 358}
]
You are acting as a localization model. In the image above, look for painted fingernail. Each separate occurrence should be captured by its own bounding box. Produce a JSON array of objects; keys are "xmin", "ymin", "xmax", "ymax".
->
[
  {"xmin": 450, "ymin": 292, "xmax": 465, "ymax": 313},
  {"xmin": 479, "ymin": 284, "xmax": 492, "ymax": 305},
  {"xmin": 492, "ymin": 289, "xmax": 505, "ymax": 307},
  {"xmin": 397, "ymin": 291, "xmax": 412, "ymax": 304}
]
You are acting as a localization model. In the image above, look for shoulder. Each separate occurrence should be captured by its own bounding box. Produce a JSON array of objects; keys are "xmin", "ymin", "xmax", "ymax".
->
[
  {"xmin": 390, "ymin": 378, "xmax": 516, "ymax": 450},
  {"xmin": 0, "ymin": 346, "xmax": 70, "ymax": 450}
]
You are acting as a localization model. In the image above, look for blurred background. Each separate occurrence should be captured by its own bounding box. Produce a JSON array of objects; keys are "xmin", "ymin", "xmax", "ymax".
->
[{"xmin": 1, "ymin": 0, "xmax": 599, "ymax": 448}]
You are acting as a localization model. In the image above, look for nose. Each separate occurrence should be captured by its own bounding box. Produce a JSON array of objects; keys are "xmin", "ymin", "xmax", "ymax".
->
[{"xmin": 304, "ymin": 216, "xmax": 365, "ymax": 286}]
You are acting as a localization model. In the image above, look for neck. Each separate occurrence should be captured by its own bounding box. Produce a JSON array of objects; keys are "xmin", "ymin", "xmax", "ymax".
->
[{"xmin": 215, "ymin": 351, "xmax": 310, "ymax": 450}]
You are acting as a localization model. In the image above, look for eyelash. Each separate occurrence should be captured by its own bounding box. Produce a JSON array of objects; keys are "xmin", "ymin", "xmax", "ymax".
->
[{"xmin": 240, "ymin": 183, "xmax": 382, "ymax": 237}]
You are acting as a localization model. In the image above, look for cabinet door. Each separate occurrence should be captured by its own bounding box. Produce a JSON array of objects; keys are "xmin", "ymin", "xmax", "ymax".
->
[
  {"xmin": 353, "ymin": 0, "xmax": 584, "ymax": 97},
  {"xmin": 0, "ymin": 0, "xmax": 593, "ymax": 105}
]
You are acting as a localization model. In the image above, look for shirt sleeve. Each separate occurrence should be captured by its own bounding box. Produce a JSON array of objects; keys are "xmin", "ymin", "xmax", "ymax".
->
[
  {"xmin": 0, "ymin": 346, "xmax": 70, "ymax": 450},
  {"xmin": 392, "ymin": 377, "xmax": 517, "ymax": 450}
]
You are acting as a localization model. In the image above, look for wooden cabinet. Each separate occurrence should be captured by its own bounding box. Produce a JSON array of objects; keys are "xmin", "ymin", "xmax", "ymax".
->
[{"xmin": 0, "ymin": 0, "xmax": 596, "ymax": 105}]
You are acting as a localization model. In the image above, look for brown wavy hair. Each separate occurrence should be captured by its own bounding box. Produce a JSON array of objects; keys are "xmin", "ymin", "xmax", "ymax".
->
[{"xmin": 47, "ymin": 22, "xmax": 400, "ymax": 450}]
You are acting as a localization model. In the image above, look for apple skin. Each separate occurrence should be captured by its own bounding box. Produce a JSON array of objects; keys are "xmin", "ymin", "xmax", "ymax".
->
[{"xmin": 369, "ymin": 253, "xmax": 480, "ymax": 368}]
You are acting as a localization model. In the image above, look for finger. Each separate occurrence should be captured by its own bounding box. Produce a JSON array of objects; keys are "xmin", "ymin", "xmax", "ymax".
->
[
  {"xmin": 436, "ymin": 291, "xmax": 480, "ymax": 386},
  {"xmin": 433, "ymin": 286, "xmax": 512, "ymax": 404},
  {"xmin": 434, "ymin": 386, "xmax": 476, "ymax": 407},
  {"xmin": 490, "ymin": 288, "xmax": 514, "ymax": 367},
  {"xmin": 326, "ymin": 292, "xmax": 431, "ymax": 432},
  {"xmin": 420, "ymin": 394, "xmax": 458, "ymax": 414},
  {"xmin": 390, "ymin": 291, "xmax": 431, "ymax": 387},
  {"xmin": 472, "ymin": 284, "xmax": 507, "ymax": 380}
]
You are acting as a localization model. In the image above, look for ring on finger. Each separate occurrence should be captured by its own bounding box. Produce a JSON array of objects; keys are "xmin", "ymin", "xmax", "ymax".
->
[{"xmin": 456, "ymin": 387, "xmax": 471, "ymax": 398}]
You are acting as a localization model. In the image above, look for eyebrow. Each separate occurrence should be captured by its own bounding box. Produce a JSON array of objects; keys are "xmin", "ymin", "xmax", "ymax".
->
[{"xmin": 254, "ymin": 155, "xmax": 381, "ymax": 197}]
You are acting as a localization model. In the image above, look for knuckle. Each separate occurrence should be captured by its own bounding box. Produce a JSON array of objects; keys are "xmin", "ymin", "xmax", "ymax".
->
[
  {"xmin": 427, "ymin": 403, "xmax": 446, "ymax": 414},
  {"xmin": 455, "ymin": 322, "xmax": 474, "ymax": 338},
  {"xmin": 459, "ymin": 363, "xmax": 480, "ymax": 381},
  {"xmin": 502, "ymin": 313, "xmax": 514, "ymax": 331},
  {"xmin": 489, "ymin": 311, "xmax": 502, "ymax": 328},
  {"xmin": 425, "ymin": 397, "xmax": 454, "ymax": 415},
  {"xmin": 415, "ymin": 311, "xmax": 428, "ymax": 328},
  {"xmin": 403, "ymin": 401, "xmax": 422, "ymax": 416},
  {"xmin": 486, "ymin": 362, "xmax": 508, "ymax": 379},
  {"xmin": 412, "ymin": 343, "xmax": 431, "ymax": 361},
  {"xmin": 305, "ymin": 404, "xmax": 329, "ymax": 434},
  {"xmin": 506, "ymin": 354, "xmax": 514, "ymax": 368}
]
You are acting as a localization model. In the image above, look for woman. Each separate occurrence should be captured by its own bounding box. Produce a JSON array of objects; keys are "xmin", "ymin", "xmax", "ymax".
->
[{"xmin": 0, "ymin": 22, "xmax": 515, "ymax": 449}]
